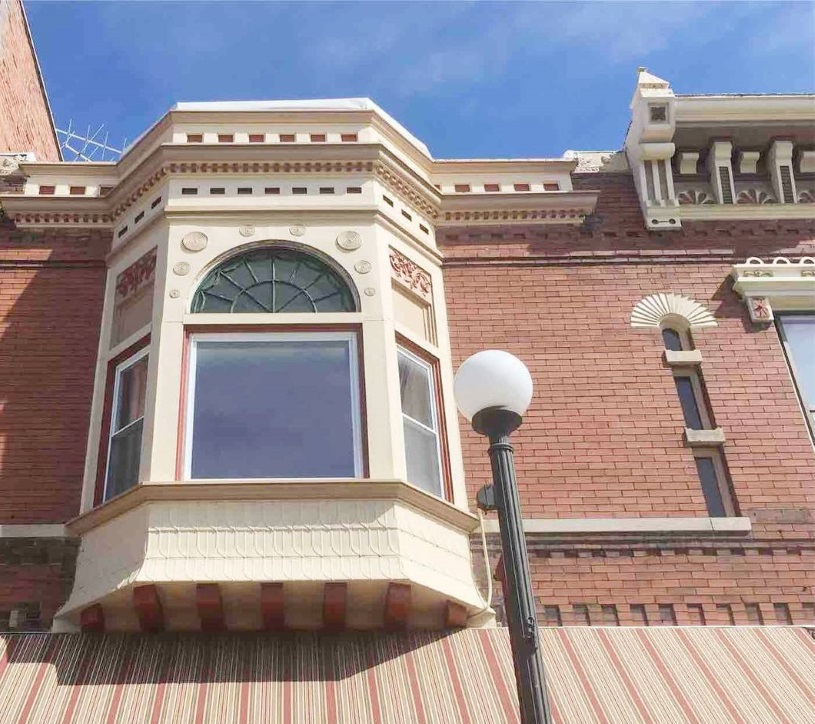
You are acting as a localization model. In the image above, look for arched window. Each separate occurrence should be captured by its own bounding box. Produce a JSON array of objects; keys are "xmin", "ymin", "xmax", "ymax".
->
[
  {"xmin": 184, "ymin": 245, "xmax": 363, "ymax": 481},
  {"xmin": 661, "ymin": 327, "xmax": 685, "ymax": 351},
  {"xmin": 191, "ymin": 247, "xmax": 356, "ymax": 314}
]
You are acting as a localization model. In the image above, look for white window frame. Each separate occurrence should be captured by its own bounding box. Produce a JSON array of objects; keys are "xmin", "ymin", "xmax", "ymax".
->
[
  {"xmin": 184, "ymin": 331, "xmax": 363, "ymax": 480},
  {"xmin": 104, "ymin": 346, "xmax": 149, "ymax": 501},
  {"xmin": 397, "ymin": 345, "xmax": 445, "ymax": 498}
]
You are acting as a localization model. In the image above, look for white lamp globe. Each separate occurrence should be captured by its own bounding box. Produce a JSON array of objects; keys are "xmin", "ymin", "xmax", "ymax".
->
[{"xmin": 453, "ymin": 350, "xmax": 534, "ymax": 421}]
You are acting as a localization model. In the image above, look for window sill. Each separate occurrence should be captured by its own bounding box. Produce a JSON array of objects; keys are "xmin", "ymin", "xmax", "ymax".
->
[
  {"xmin": 684, "ymin": 427, "xmax": 726, "ymax": 446},
  {"xmin": 482, "ymin": 516, "xmax": 751, "ymax": 535},
  {"xmin": 71, "ymin": 478, "xmax": 476, "ymax": 536},
  {"xmin": 664, "ymin": 349, "xmax": 703, "ymax": 366}
]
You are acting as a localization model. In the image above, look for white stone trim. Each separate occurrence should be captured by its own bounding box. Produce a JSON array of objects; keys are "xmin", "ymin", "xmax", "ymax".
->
[
  {"xmin": 630, "ymin": 293, "xmax": 717, "ymax": 330},
  {"xmin": 664, "ymin": 350, "xmax": 703, "ymax": 366},
  {"xmin": 0, "ymin": 524, "xmax": 68, "ymax": 537},
  {"xmin": 684, "ymin": 428, "xmax": 726, "ymax": 446},
  {"xmin": 732, "ymin": 257, "xmax": 815, "ymax": 321},
  {"xmin": 482, "ymin": 517, "xmax": 751, "ymax": 534}
]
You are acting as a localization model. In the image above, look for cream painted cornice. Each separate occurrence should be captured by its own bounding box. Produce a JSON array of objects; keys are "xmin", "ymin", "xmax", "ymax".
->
[
  {"xmin": 674, "ymin": 95, "xmax": 815, "ymax": 124},
  {"xmin": 680, "ymin": 204, "xmax": 815, "ymax": 222},
  {"xmin": 11, "ymin": 143, "xmax": 443, "ymax": 224},
  {"xmin": 437, "ymin": 190, "xmax": 599, "ymax": 227},
  {"xmin": 433, "ymin": 158, "xmax": 578, "ymax": 175},
  {"xmin": 732, "ymin": 256, "xmax": 815, "ymax": 320},
  {"xmin": 0, "ymin": 196, "xmax": 113, "ymax": 226},
  {"xmin": 68, "ymin": 479, "xmax": 479, "ymax": 536}
]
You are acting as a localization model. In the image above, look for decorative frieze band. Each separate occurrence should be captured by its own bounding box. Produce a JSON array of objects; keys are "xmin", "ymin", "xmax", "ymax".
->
[
  {"xmin": 389, "ymin": 248, "xmax": 432, "ymax": 299},
  {"xmin": 116, "ymin": 248, "xmax": 157, "ymax": 300}
]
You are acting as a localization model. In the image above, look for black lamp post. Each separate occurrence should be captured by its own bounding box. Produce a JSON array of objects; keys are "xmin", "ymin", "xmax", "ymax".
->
[{"xmin": 454, "ymin": 350, "xmax": 553, "ymax": 724}]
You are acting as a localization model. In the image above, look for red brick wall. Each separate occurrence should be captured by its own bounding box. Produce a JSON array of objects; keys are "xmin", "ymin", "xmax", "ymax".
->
[
  {"xmin": 0, "ymin": 217, "xmax": 109, "ymax": 523},
  {"xmin": 0, "ymin": 0, "xmax": 60, "ymax": 161},
  {"xmin": 448, "ymin": 173, "xmax": 815, "ymax": 625},
  {"xmin": 0, "ymin": 538, "xmax": 78, "ymax": 630}
]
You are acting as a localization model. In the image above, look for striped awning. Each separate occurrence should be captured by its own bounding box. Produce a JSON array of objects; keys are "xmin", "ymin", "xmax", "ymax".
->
[{"xmin": 0, "ymin": 627, "xmax": 813, "ymax": 723}]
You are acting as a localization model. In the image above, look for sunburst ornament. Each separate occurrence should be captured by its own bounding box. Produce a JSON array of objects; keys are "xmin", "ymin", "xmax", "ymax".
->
[{"xmin": 630, "ymin": 293, "xmax": 717, "ymax": 329}]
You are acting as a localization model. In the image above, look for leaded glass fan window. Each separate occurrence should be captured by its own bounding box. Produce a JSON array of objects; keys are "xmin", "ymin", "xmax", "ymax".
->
[{"xmin": 192, "ymin": 248, "xmax": 356, "ymax": 313}]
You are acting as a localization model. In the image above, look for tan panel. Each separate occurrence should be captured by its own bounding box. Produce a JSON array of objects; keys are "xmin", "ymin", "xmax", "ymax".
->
[
  {"xmin": 392, "ymin": 284, "xmax": 435, "ymax": 345},
  {"xmin": 112, "ymin": 283, "xmax": 153, "ymax": 346}
]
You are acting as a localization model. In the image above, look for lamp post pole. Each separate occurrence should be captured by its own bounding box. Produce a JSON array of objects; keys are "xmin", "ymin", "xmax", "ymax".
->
[{"xmin": 472, "ymin": 407, "xmax": 553, "ymax": 724}]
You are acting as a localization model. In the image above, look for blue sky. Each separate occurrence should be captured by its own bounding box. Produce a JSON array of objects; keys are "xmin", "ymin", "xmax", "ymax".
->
[{"xmin": 26, "ymin": 1, "xmax": 815, "ymax": 159}]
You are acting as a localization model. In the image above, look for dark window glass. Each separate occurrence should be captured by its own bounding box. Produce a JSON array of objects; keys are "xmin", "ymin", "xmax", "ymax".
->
[
  {"xmin": 398, "ymin": 350, "xmax": 442, "ymax": 497},
  {"xmin": 674, "ymin": 376, "xmax": 704, "ymax": 429},
  {"xmin": 694, "ymin": 457, "xmax": 726, "ymax": 517},
  {"xmin": 189, "ymin": 336, "xmax": 360, "ymax": 479},
  {"xmin": 778, "ymin": 315, "xmax": 815, "ymax": 420},
  {"xmin": 192, "ymin": 248, "xmax": 356, "ymax": 314},
  {"xmin": 662, "ymin": 328, "xmax": 684, "ymax": 351},
  {"xmin": 106, "ymin": 353, "xmax": 148, "ymax": 500}
]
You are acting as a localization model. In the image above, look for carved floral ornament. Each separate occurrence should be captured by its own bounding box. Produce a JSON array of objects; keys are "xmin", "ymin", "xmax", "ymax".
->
[
  {"xmin": 389, "ymin": 248, "xmax": 432, "ymax": 300},
  {"xmin": 630, "ymin": 293, "xmax": 717, "ymax": 330},
  {"xmin": 116, "ymin": 248, "xmax": 157, "ymax": 300}
]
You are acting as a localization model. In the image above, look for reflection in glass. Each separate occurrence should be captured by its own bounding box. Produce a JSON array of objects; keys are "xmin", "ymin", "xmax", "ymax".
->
[
  {"xmin": 190, "ymin": 337, "xmax": 359, "ymax": 479},
  {"xmin": 398, "ymin": 348, "xmax": 442, "ymax": 496},
  {"xmin": 106, "ymin": 353, "xmax": 148, "ymax": 501},
  {"xmin": 778, "ymin": 315, "xmax": 815, "ymax": 421}
]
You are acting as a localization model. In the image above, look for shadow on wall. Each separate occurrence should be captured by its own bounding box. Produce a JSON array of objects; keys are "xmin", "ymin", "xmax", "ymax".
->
[
  {"xmin": 0, "ymin": 215, "xmax": 107, "ymax": 524},
  {"xmin": 0, "ymin": 630, "xmax": 454, "ymax": 684}
]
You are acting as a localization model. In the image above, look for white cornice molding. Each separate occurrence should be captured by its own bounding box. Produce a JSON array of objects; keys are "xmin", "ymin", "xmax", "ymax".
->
[
  {"xmin": 732, "ymin": 256, "xmax": 815, "ymax": 321},
  {"xmin": 437, "ymin": 190, "xmax": 599, "ymax": 227},
  {"xmin": 0, "ymin": 196, "xmax": 113, "ymax": 226},
  {"xmin": 674, "ymin": 95, "xmax": 815, "ymax": 124},
  {"xmin": 678, "ymin": 203, "xmax": 815, "ymax": 221},
  {"xmin": 433, "ymin": 158, "xmax": 577, "ymax": 175}
]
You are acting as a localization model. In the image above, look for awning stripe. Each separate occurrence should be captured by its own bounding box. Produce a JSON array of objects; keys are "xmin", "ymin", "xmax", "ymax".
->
[
  {"xmin": 715, "ymin": 629, "xmax": 795, "ymax": 724},
  {"xmin": 0, "ymin": 628, "xmax": 813, "ymax": 723}
]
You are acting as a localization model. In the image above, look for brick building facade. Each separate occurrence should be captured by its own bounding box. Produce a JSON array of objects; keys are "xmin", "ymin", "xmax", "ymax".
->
[
  {"xmin": 0, "ymin": 19, "xmax": 813, "ymax": 717},
  {"xmin": 0, "ymin": 0, "xmax": 59, "ymax": 162}
]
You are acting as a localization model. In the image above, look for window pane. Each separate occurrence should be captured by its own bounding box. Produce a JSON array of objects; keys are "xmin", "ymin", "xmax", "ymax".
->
[
  {"xmin": 674, "ymin": 376, "xmax": 703, "ymax": 429},
  {"xmin": 403, "ymin": 418, "xmax": 442, "ymax": 496},
  {"xmin": 695, "ymin": 457, "xmax": 726, "ymax": 517},
  {"xmin": 779, "ymin": 315, "xmax": 815, "ymax": 411},
  {"xmin": 107, "ymin": 419, "xmax": 143, "ymax": 500},
  {"xmin": 190, "ymin": 338, "xmax": 358, "ymax": 478},
  {"xmin": 115, "ymin": 356, "xmax": 148, "ymax": 431},
  {"xmin": 398, "ymin": 352, "xmax": 434, "ymax": 428},
  {"xmin": 662, "ymin": 328, "xmax": 683, "ymax": 351}
]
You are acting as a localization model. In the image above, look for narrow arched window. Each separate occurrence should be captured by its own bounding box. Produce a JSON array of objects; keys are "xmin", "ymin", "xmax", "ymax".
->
[
  {"xmin": 191, "ymin": 247, "xmax": 356, "ymax": 314},
  {"xmin": 661, "ymin": 327, "xmax": 684, "ymax": 351}
]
